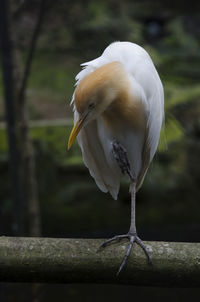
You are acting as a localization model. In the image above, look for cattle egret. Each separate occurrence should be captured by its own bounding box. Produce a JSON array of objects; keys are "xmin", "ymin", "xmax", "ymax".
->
[{"xmin": 68, "ymin": 41, "xmax": 164, "ymax": 274}]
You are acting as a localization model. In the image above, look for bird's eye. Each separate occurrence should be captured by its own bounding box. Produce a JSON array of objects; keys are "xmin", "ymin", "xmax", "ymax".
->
[{"xmin": 88, "ymin": 102, "xmax": 95, "ymax": 110}]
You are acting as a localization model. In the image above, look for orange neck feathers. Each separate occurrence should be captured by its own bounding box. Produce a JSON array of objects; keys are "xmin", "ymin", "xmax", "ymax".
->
[{"xmin": 74, "ymin": 61, "xmax": 145, "ymax": 133}]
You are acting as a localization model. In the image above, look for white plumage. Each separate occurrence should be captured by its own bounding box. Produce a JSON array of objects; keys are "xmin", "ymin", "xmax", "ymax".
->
[{"xmin": 70, "ymin": 41, "xmax": 164, "ymax": 199}]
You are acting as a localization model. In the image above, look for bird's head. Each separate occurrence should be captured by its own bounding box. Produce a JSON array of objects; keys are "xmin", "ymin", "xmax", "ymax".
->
[{"xmin": 68, "ymin": 61, "xmax": 128, "ymax": 149}]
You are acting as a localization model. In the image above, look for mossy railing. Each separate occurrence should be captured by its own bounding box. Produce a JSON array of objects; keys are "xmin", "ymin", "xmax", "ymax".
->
[{"xmin": 0, "ymin": 236, "xmax": 200, "ymax": 287}]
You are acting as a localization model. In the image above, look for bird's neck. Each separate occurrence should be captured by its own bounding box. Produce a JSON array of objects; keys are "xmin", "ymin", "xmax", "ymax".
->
[{"xmin": 101, "ymin": 83, "xmax": 146, "ymax": 135}]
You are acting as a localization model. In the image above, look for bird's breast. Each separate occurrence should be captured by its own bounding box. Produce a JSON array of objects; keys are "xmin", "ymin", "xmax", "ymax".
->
[
  {"xmin": 99, "ymin": 96, "xmax": 147, "ymax": 181},
  {"xmin": 101, "ymin": 95, "xmax": 146, "ymax": 136}
]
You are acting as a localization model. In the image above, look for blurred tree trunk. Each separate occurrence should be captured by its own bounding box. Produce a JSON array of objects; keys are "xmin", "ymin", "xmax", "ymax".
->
[
  {"xmin": 0, "ymin": 0, "xmax": 24, "ymax": 235},
  {"xmin": 1, "ymin": 0, "xmax": 46, "ymax": 238},
  {"xmin": 11, "ymin": 0, "xmax": 46, "ymax": 237}
]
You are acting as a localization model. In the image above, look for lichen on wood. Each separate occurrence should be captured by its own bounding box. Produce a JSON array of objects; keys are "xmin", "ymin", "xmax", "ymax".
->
[{"xmin": 0, "ymin": 236, "xmax": 200, "ymax": 287}]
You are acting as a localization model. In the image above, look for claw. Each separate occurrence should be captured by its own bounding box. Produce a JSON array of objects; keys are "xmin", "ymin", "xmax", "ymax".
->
[
  {"xmin": 98, "ymin": 233, "xmax": 152, "ymax": 275},
  {"xmin": 135, "ymin": 237, "xmax": 153, "ymax": 265},
  {"xmin": 97, "ymin": 234, "xmax": 128, "ymax": 252},
  {"xmin": 117, "ymin": 235, "xmax": 135, "ymax": 276}
]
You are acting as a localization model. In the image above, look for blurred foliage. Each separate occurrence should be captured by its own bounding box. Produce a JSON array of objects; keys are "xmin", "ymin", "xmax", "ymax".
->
[{"xmin": 0, "ymin": 0, "xmax": 200, "ymax": 237}]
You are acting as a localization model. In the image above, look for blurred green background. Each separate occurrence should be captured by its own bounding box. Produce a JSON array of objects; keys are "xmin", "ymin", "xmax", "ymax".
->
[{"xmin": 0, "ymin": 0, "xmax": 200, "ymax": 301}]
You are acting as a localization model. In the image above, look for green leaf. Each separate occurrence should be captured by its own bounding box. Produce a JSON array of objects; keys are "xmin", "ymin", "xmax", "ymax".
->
[{"xmin": 159, "ymin": 115, "xmax": 183, "ymax": 151}]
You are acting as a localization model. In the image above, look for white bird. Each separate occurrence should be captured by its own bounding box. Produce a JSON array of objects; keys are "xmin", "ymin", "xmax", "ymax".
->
[{"xmin": 68, "ymin": 41, "xmax": 164, "ymax": 274}]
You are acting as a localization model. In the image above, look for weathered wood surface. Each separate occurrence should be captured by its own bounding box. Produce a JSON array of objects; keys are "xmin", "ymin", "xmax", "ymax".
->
[{"xmin": 0, "ymin": 236, "xmax": 200, "ymax": 287}]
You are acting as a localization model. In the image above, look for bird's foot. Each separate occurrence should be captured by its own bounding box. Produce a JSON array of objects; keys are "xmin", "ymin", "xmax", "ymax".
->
[{"xmin": 98, "ymin": 232, "xmax": 152, "ymax": 275}]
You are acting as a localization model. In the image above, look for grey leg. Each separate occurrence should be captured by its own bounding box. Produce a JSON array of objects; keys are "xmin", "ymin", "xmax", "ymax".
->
[{"xmin": 98, "ymin": 140, "xmax": 152, "ymax": 275}]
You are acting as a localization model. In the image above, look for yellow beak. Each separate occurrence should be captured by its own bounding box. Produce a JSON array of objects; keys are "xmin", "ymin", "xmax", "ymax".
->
[{"xmin": 67, "ymin": 116, "xmax": 86, "ymax": 150}]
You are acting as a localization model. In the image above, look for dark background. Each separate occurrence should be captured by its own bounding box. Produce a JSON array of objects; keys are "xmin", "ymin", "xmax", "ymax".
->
[{"xmin": 0, "ymin": 0, "xmax": 200, "ymax": 301}]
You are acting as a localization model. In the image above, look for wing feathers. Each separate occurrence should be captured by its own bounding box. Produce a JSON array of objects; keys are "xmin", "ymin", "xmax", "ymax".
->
[{"xmin": 77, "ymin": 117, "xmax": 120, "ymax": 200}]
